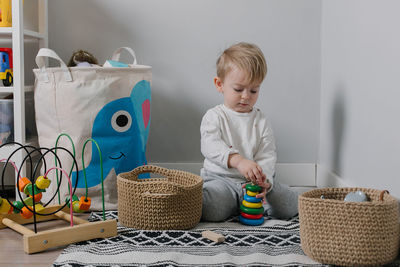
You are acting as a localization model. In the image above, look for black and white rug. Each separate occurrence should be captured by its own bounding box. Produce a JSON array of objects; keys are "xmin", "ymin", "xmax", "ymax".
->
[{"xmin": 53, "ymin": 211, "xmax": 326, "ymax": 267}]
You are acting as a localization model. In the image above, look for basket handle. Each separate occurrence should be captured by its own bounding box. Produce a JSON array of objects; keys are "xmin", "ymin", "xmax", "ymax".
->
[
  {"xmin": 130, "ymin": 165, "xmax": 171, "ymax": 179},
  {"xmin": 111, "ymin": 47, "xmax": 137, "ymax": 65},
  {"xmin": 35, "ymin": 48, "xmax": 73, "ymax": 82},
  {"xmin": 379, "ymin": 190, "xmax": 389, "ymax": 201}
]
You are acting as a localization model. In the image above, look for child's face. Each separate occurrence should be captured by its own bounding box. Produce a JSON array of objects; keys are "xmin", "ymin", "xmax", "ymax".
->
[{"xmin": 214, "ymin": 67, "xmax": 260, "ymax": 113}]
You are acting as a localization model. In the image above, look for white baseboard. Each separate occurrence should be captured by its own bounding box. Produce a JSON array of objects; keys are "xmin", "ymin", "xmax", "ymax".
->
[
  {"xmin": 149, "ymin": 162, "xmax": 316, "ymax": 187},
  {"xmin": 316, "ymin": 164, "xmax": 351, "ymax": 188}
]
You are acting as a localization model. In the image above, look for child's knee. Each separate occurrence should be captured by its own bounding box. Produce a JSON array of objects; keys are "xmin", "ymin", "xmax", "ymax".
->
[
  {"xmin": 202, "ymin": 181, "xmax": 238, "ymax": 222},
  {"xmin": 264, "ymin": 182, "xmax": 299, "ymax": 219}
]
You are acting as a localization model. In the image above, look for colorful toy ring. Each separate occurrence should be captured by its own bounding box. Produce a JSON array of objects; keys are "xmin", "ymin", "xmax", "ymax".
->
[
  {"xmin": 242, "ymin": 200, "xmax": 262, "ymax": 208},
  {"xmin": 240, "ymin": 205, "xmax": 264, "ymax": 215},
  {"xmin": 245, "ymin": 183, "xmax": 261, "ymax": 192},
  {"xmin": 239, "ymin": 215, "xmax": 264, "ymax": 226},
  {"xmin": 240, "ymin": 212, "xmax": 263, "ymax": 219},
  {"xmin": 246, "ymin": 190, "xmax": 258, "ymax": 197},
  {"xmin": 244, "ymin": 194, "xmax": 262, "ymax": 203}
]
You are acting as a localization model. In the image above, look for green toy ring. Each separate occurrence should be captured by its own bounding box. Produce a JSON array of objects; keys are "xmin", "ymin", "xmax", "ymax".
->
[
  {"xmin": 240, "ymin": 204, "xmax": 264, "ymax": 215},
  {"xmin": 245, "ymin": 183, "xmax": 261, "ymax": 192}
]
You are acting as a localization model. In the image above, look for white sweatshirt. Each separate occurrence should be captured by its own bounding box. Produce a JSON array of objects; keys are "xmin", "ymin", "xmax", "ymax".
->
[{"xmin": 200, "ymin": 104, "xmax": 277, "ymax": 185}]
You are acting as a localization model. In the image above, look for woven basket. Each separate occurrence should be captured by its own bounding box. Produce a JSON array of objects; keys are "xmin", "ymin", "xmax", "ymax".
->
[
  {"xmin": 117, "ymin": 165, "xmax": 203, "ymax": 230},
  {"xmin": 299, "ymin": 187, "xmax": 399, "ymax": 266}
]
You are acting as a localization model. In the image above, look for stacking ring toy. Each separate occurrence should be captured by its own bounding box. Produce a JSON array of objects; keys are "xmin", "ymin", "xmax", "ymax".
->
[
  {"xmin": 244, "ymin": 194, "xmax": 262, "ymax": 203},
  {"xmin": 240, "ymin": 205, "xmax": 264, "ymax": 215},
  {"xmin": 242, "ymin": 200, "xmax": 262, "ymax": 208},
  {"xmin": 245, "ymin": 183, "xmax": 261, "ymax": 192},
  {"xmin": 239, "ymin": 215, "xmax": 264, "ymax": 226},
  {"xmin": 246, "ymin": 190, "xmax": 258, "ymax": 197},
  {"xmin": 240, "ymin": 212, "xmax": 263, "ymax": 219}
]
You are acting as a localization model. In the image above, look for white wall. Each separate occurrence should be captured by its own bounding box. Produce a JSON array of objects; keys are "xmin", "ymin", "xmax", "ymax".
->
[
  {"xmin": 48, "ymin": 0, "xmax": 321, "ymax": 165},
  {"xmin": 320, "ymin": 0, "xmax": 400, "ymax": 197}
]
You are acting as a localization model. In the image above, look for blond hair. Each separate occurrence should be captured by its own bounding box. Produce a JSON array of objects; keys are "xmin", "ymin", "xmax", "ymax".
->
[{"xmin": 216, "ymin": 42, "xmax": 267, "ymax": 86}]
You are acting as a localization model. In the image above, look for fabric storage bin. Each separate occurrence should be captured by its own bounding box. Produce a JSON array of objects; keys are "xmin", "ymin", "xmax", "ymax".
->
[
  {"xmin": 0, "ymin": 94, "xmax": 35, "ymax": 144},
  {"xmin": 0, "ymin": 98, "xmax": 13, "ymax": 144},
  {"xmin": 33, "ymin": 47, "xmax": 151, "ymax": 211},
  {"xmin": 299, "ymin": 187, "xmax": 399, "ymax": 266},
  {"xmin": 117, "ymin": 165, "xmax": 203, "ymax": 230}
]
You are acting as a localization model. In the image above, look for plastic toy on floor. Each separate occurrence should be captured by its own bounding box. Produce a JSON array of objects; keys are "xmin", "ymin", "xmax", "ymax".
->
[
  {"xmin": 0, "ymin": 134, "xmax": 117, "ymax": 254},
  {"xmin": 239, "ymin": 183, "xmax": 265, "ymax": 226}
]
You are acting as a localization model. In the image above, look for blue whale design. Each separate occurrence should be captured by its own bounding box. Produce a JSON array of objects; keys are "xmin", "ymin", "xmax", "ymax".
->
[{"xmin": 71, "ymin": 80, "xmax": 151, "ymax": 188}]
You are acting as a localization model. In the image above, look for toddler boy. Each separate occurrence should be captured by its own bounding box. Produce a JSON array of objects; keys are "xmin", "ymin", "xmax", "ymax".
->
[{"xmin": 200, "ymin": 42, "xmax": 298, "ymax": 222}]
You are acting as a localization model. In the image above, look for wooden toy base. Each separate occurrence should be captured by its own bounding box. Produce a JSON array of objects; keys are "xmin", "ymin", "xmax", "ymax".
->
[{"xmin": 0, "ymin": 205, "xmax": 117, "ymax": 254}]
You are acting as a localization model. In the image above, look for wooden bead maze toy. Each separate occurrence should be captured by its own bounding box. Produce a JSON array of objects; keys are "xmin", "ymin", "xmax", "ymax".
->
[{"xmin": 0, "ymin": 137, "xmax": 117, "ymax": 254}]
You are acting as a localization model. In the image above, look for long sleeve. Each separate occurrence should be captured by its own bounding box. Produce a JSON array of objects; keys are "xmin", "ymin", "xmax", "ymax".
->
[
  {"xmin": 253, "ymin": 119, "xmax": 277, "ymax": 191},
  {"xmin": 200, "ymin": 110, "xmax": 239, "ymax": 169}
]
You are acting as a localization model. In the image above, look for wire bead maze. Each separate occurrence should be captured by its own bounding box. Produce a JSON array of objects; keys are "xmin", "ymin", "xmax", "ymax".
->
[{"xmin": 0, "ymin": 135, "xmax": 117, "ymax": 254}]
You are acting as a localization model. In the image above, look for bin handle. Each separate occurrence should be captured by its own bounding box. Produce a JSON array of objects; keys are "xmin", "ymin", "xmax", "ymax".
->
[
  {"xmin": 379, "ymin": 190, "xmax": 389, "ymax": 201},
  {"xmin": 35, "ymin": 48, "xmax": 72, "ymax": 82},
  {"xmin": 111, "ymin": 47, "xmax": 137, "ymax": 65}
]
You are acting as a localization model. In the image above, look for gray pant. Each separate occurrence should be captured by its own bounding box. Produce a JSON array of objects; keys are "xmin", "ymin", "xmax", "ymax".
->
[{"xmin": 201, "ymin": 168, "xmax": 299, "ymax": 222}]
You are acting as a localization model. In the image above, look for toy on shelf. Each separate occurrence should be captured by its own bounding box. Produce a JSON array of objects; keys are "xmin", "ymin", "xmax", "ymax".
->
[
  {"xmin": 0, "ymin": 0, "xmax": 12, "ymax": 27},
  {"xmin": 0, "ymin": 48, "xmax": 12, "ymax": 86},
  {"xmin": 0, "ymin": 134, "xmax": 117, "ymax": 254},
  {"xmin": 239, "ymin": 183, "xmax": 265, "ymax": 226}
]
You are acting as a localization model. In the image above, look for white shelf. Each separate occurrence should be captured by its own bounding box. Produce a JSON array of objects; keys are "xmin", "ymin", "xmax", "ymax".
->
[
  {"xmin": 24, "ymin": 29, "xmax": 46, "ymax": 39},
  {"xmin": 0, "ymin": 0, "xmax": 48, "ymax": 185},
  {"xmin": 0, "ymin": 27, "xmax": 46, "ymax": 39},
  {"xmin": 0, "ymin": 85, "xmax": 34, "ymax": 94},
  {"xmin": 0, "ymin": 28, "xmax": 12, "ymax": 34}
]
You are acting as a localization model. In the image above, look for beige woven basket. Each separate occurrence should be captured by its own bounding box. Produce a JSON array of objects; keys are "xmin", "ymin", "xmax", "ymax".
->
[
  {"xmin": 117, "ymin": 165, "xmax": 203, "ymax": 230},
  {"xmin": 299, "ymin": 187, "xmax": 399, "ymax": 266}
]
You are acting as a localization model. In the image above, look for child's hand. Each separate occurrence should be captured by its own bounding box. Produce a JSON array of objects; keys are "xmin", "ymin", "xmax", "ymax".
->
[
  {"xmin": 236, "ymin": 158, "xmax": 264, "ymax": 185},
  {"xmin": 242, "ymin": 178, "xmax": 271, "ymax": 204}
]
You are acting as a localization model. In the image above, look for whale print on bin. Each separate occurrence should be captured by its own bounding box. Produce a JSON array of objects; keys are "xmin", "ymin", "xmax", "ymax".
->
[{"xmin": 72, "ymin": 80, "xmax": 151, "ymax": 188}]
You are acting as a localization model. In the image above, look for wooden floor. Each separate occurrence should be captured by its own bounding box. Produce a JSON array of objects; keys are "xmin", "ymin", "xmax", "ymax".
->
[{"xmin": 0, "ymin": 213, "xmax": 89, "ymax": 267}]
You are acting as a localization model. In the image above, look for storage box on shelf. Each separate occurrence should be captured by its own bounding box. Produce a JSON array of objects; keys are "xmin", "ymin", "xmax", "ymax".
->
[{"xmin": 0, "ymin": 92, "xmax": 36, "ymax": 144}]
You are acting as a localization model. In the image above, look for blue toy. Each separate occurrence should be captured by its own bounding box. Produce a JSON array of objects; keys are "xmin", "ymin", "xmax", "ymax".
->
[
  {"xmin": 239, "ymin": 215, "xmax": 264, "ymax": 226},
  {"xmin": 244, "ymin": 194, "xmax": 263, "ymax": 203}
]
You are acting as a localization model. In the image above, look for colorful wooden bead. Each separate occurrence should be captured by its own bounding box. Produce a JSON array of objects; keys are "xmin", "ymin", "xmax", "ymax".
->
[
  {"xmin": 246, "ymin": 190, "xmax": 258, "ymax": 197},
  {"xmin": 78, "ymin": 196, "xmax": 91, "ymax": 211},
  {"xmin": 239, "ymin": 215, "xmax": 264, "ymax": 226},
  {"xmin": 12, "ymin": 200, "xmax": 24, "ymax": 213},
  {"xmin": 35, "ymin": 176, "xmax": 51, "ymax": 189},
  {"xmin": 244, "ymin": 194, "xmax": 262, "ymax": 203},
  {"xmin": 242, "ymin": 200, "xmax": 263, "ymax": 209},
  {"xmin": 20, "ymin": 206, "xmax": 33, "ymax": 219},
  {"xmin": 240, "ymin": 212, "xmax": 263, "ymax": 220},
  {"xmin": 240, "ymin": 205, "xmax": 264, "ymax": 215},
  {"xmin": 24, "ymin": 183, "xmax": 46, "ymax": 196},
  {"xmin": 72, "ymin": 201, "xmax": 84, "ymax": 213},
  {"xmin": 66, "ymin": 195, "xmax": 79, "ymax": 207},
  {"xmin": 0, "ymin": 199, "xmax": 12, "ymax": 214},
  {"xmin": 32, "ymin": 192, "xmax": 42, "ymax": 202},
  {"xmin": 245, "ymin": 183, "xmax": 262, "ymax": 192},
  {"xmin": 23, "ymin": 193, "xmax": 42, "ymax": 206},
  {"xmin": 34, "ymin": 203, "xmax": 45, "ymax": 213},
  {"xmin": 23, "ymin": 196, "xmax": 34, "ymax": 206},
  {"xmin": 18, "ymin": 177, "xmax": 31, "ymax": 192}
]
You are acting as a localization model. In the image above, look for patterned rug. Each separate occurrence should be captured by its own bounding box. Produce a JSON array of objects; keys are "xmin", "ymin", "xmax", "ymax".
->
[{"xmin": 52, "ymin": 211, "xmax": 326, "ymax": 267}]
